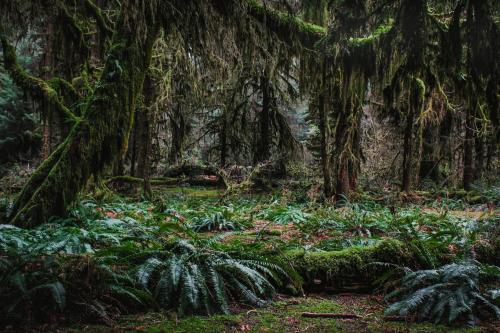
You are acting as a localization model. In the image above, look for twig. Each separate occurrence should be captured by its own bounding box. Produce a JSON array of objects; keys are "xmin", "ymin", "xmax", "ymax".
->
[{"xmin": 301, "ymin": 312, "xmax": 361, "ymax": 319}]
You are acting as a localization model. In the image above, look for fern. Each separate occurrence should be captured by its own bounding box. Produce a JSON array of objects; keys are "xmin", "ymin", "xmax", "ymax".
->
[
  {"xmin": 136, "ymin": 235, "xmax": 284, "ymax": 315},
  {"xmin": 385, "ymin": 260, "xmax": 500, "ymax": 325}
]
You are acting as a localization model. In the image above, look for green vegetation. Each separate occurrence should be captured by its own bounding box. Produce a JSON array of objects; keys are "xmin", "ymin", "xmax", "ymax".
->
[
  {"xmin": 0, "ymin": 0, "xmax": 498, "ymax": 332},
  {"xmin": 1, "ymin": 189, "xmax": 499, "ymax": 330},
  {"xmin": 386, "ymin": 261, "xmax": 500, "ymax": 325}
]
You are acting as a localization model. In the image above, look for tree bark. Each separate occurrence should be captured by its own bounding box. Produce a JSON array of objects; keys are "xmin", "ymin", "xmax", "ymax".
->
[
  {"xmin": 254, "ymin": 75, "xmax": 273, "ymax": 164},
  {"xmin": 402, "ymin": 109, "xmax": 415, "ymax": 192},
  {"xmin": 318, "ymin": 90, "xmax": 333, "ymax": 198},
  {"xmin": 168, "ymin": 105, "xmax": 186, "ymax": 165},
  {"xmin": 137, "ymin": 74, "xmax": 154, "ymax": 199},
  {"xmin": 463, "ymin": 107, "xmax": 475, "ymax": 191},
  {"xmin": 220, "ymin": 107, "xmax": 229, "ymax": 167},
  {"xmin": 9, "ymin": 3, "xmax": 160, "ymax": 227}
]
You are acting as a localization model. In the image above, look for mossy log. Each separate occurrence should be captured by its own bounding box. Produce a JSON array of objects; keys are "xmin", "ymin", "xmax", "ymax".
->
[
  {"xmin": 284, "ymin": 239, "xmax": 415, "ymax": 291},
  {"xmin": 9, "ymin": 5, "xmax": 160, "ymax": 228},
  {"xmin": 106, "ymin": 175, "xmax": 223, "ymax": 188},
  {"xmin": 164, "ymin": 164, "xmax": 220, "ymax": 178},
  {"xmin": 164, "ymin": 164, "xmax": 227, "ymax": 187}
]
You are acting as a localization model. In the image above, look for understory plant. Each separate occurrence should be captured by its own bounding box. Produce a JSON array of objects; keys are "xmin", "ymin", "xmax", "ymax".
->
[
  {"xmin": 0, "ymin": 199, "xmax": 286, "ymax": 326},
  {"xmin": 190, "ymin": 209, "xmax": 243, "ymax": 232},
  {"xmin": 385, "ymin": 260, "xmax": 500, "ymax": 325},
  {"xmin": 136, "ymin": 235, "xmax": 285, "ymax": 315}
]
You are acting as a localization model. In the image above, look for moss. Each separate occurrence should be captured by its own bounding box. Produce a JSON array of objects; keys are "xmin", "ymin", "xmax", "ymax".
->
[
  {"xmin": 83, "ymin": 0, "xmax": 114, "ymax": 38},
  {"xmin": 10, "ymin": 3, "xmax": 161, "ymax": 228},
  {"xmin": 162, "ymin": 187, "xmax": 223, "ymax": 198},
  {"xmin": 106, "ymin": 176, "xmax": 179, "ymax": 185},
  {"xmin": 284, "ymin": 239, "xmax": 414, "ymax": 289},
  {"xmin": 0, "ymin": 36, "xmax": 80, "ymax": 124},
  {"xmin": 348, "ymin": 21, "xmax": 394, "ymax": 46},
  {"xmin": 243, "ymin": 0, "xmax": 326, "ymax": 47},
  {"xmin": 68, "ymin": 296, "xmax": 488, "ymax": 333}
]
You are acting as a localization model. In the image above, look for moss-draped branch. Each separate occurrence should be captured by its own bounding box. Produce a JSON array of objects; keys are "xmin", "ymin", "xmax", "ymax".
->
[{"xmin": 0, "ymin": 35, "xmax": 80, "ymax": 124}]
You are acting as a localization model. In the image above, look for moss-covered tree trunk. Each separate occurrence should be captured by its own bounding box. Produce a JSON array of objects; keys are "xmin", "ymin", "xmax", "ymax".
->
[
  {"xmin": 168, "ymin": 105, "xmax": 187, "ymax": 165},
  {"xmin": 401, "ymin": 109, "xmax": 415, "ymax": 192},
  {"xmin": 318, "ymin": 90, "xmax": 333, "ymax": 198},
  {"xmin": 137, "ymin": 74, "xmax": 154, "ymax": 199},
  {"xmin": 463, "ymin": 106, "xmax": 475, "ymax": 191},
  {"xmin": 220, "ymin": 108, "xmax": 228, "ymax": 167},
  {"xmin": 254, "ymin": 75, "xmax": 273, "ymax": 164},
  {"xmin": 9, "ymin": 3, "xmax": 160, "ymax": 227},
  {"xmin": 419, "ymin": 125, "xmax": 441, "ymax": 183}
]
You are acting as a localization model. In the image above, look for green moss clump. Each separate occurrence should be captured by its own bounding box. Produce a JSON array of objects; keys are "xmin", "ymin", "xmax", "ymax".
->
[
  {"xmin": 285, "ymin": 239, "xmax": 413, "ymax": 289},
  {"xmin": 348, "ymin": 21, "xmax": 394, "ymax": 46},
  {"xmin": 244, "ymin": 0, "xmax": 326, "ymax": 47}
]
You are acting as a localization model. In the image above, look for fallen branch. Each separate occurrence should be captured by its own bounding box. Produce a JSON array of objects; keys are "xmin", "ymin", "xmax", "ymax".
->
[
  {"xmin": 383, "ymin": 316, "xmax": 407, "ymax": 322},
  {"xmin": 301, "ymin": 312, "xmax": 361, "ymax": 319}
]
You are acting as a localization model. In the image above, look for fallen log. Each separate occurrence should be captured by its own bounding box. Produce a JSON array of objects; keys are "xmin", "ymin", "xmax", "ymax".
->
[
  {"xmin": 164, "ymin": 164, "xmax": 220, "ymax": 178},
  {"xmin": 105, "ymin": 176, "xmax": 179, "ymax": 186},
  {"xmin": 301, "ymin": 312, "xmax": 361, "ymax": 319},
  {"xmin": 105, "ymin": 175, "xmax": 224, "ymax": 187}
]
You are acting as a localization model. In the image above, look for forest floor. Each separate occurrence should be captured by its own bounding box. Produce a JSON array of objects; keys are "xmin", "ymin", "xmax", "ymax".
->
[
  {"xmin": 1, "ymin": 185, "xmax": 499, "ymax": 332},
  {"xmin": 55, "ymin": 293, "xmax": 492, "ymax": 333}
]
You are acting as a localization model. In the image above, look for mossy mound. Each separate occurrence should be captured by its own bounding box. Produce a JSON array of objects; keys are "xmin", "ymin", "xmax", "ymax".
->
[{"xmin": 284, "ymin": 239, "xmax": 414, "ymax": 290}]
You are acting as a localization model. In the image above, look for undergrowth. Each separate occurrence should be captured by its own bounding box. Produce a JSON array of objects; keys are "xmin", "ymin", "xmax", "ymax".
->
[{"xmin": 0, "ymin": 190, "xmax": 498, "ymax": 328}]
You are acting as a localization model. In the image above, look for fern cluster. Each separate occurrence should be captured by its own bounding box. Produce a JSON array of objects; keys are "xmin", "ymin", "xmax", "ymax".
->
[
  {"xmin": 137, "ymin": 236, "xmax": 284, "ymax": 315},
  {"xmin": 0, "ymin": 199, "xmax": 286, "ymax": 326},
  {"xmin": 385, "ymin": 261, "xmax": 500, "ymax": 325},
  {"xmin": 190, "ymin": 211, "xmax": 242, "ymax": 232},
  {"xmin": 258, "ymin": 203, "xmax": 309, "ymax": 225}
]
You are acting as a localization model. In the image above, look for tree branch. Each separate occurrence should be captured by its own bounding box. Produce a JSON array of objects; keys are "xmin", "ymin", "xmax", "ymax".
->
[
  {"xmin": 83, "ymin": 0, "xmax": 114, "ymax": 38},
  {"xmin": 0, "ymin": 35, "xmax": 80, "ymax": 124}
]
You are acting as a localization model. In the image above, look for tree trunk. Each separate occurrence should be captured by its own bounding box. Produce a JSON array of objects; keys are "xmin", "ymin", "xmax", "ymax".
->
[
  {"xmin": 463, "ymin": 107, "xmax": 475, "ymax": 191},
  {"xmin": 220, "ymin": 109, "xmax": 228, "ymax": 167},
  {"xmin": 402, "ymin": 109, "xmax": 415, "ymax": 192},
  {"xmin": 419, "ymin": 125, "xmax": 441, "ymax": 183},
  {"xmin": 168, "ymin": 105, "xmax": 187, "ymax": 165},
  {"xmin": 318, "ymin": 91, "xmax": 332, "ymax": 198},
  {"xmin": 10, "ymin": 4, "xmax": 160, "ymax": 227},
  {"xmin": 474, "ymin": 135, "xmax": 484, "ymax": 180},
  {"xmin": 137, "ymin": 75, "xmax": 154, "ymax": 199},
  {"xmin": 254, "ymin": 74, "xmax": 273, "ymax": 164},
  {"xmin": 129, "ymin": 110, "xmax": 140, "ymax": 177}
]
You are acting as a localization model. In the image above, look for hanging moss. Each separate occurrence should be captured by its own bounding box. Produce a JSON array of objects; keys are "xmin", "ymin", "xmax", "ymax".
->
[
  {"xmin": 9, "ymin": 2, "xmax": 161, "ymax": 227},
  {"xmin": 82, "ymin": 0, "xmax": 114, "ymax": 38},
  {"xmin": 241, "ymin": 0, "xmax": 326, "ymax": 47}
]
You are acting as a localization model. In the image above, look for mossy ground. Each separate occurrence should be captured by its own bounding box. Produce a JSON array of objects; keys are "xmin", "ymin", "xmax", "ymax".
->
[
  {"xmin": 2, "ymin": 186, "xmax": 498, "ymax": 332},
  {"xmin": 53, "ymin": 294, "xmax": 489, "ymax": 332}
]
